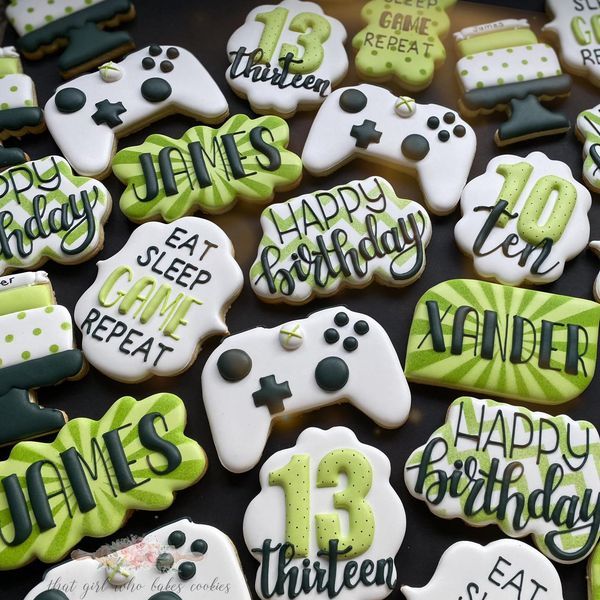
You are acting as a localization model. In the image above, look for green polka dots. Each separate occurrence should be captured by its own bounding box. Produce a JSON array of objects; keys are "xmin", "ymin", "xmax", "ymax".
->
[
  {"xmin": 49, "ymin": 344, "xmax": 59, "ymax": 353},
  {"xmin": 61, "ymin": 322, "xmax": 71, "ymax": 330},
  {"xmin": 21, "ymin": 351, "xmax": 31, "ymax": 360},
  {"xmin": 45, "ymin": 306, "xmax": 54, "ymax": 314},
  {"xmin": 17, "ymin": 312, "xmax": 26, "ymax": 320},
  {"xmin": 5, "ymin": 334, "xmax": 14, "ymax": 343},
  {"xmin": 33, "ymin": 328, "xmax": 42, "ymax": 336}
]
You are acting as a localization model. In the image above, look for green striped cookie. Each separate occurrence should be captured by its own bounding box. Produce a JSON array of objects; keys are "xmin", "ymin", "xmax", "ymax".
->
[
  {"xmin": 405, "ymin": 279, "xmax": 600, "ymax": 404},
  {"xmin": 113, "ymin": 114, "xmax": 303, "ymax": 223}
]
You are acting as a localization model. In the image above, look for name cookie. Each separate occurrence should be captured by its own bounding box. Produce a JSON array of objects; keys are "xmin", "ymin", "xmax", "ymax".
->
[
  {"xmin": 250, "ymin": 176, "xmax": 432, "ymax": 304},
  {"xmin": 455, "ymin": 151, "xmax": 591, "ymax": 286},
  {"xmin": 202, "ymin": 306, "xmax": 411, "ymax": 473},
  {"xmin": 45, "ymin": 45, "xmax": 229, "ymax": 178},
  {"xmin": 0, "ymin": 155, "xmax": 112, "ymax": 274},
  {"xmin": 75, "ymin": 217, "xmax": 243, "ymax": 383},
  {"xmin": 244, "ymin": 426, "xmax": 405, "ymax": 599},
  {"xmin": 0, "ymin": 392, "xmax": 206, "ymax": 570},
  {"xmin": 352, "ymin": 0, "xmax": 456, "ymax": 91},
  {"xmin": 0, "ymin": 271, "xmax": 85, "ymax": 446},
  {"xmin": 226, "ymin": 0, "xmax": 348, "ymax": 118},
  {"xmin": 405, "ymin": 396, "xmax": 600, "ymax": 564},
  {"xmin": 24, "ymin": 518, "xmax": 251, "ymax": 599},
  {"xmin": 302, "ymin": 84, "xmax": 476, "ymax": 215},
  {"xmin": 405, "ymin": 279, "xmax": 600, "ymax": 405},
  {"xmin": 576, "ymin": 103, "xmax": 600, "ymax": 192},
  {"xmin": 113, "ymin": 114, "xmax": 302, "ymax": 223},
  {"xmin": 455, "ymin": 20, "xmax": 571, "ymax": 146},
  {"xmin": 402, "ymin": 539, "xmax": 564, "ymax": 600}
]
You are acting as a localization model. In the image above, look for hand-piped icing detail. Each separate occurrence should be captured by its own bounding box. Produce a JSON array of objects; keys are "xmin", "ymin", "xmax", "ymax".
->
[
  {"xmin": 352, "ymin": 0, "xmax": 456, "ymax": 91},
  {"xmin": 226, "ymin": 0, "xmax": 348, "ymax": 118},
  {"xmin": 74, "ymin": 217, "xmax": 243, "ymax": 383},
  {"xmin": 98, "ymin": 61, "xmax": 123, "ymax": 83},
  {"xmin": 244, "ymin": 427, "xmax": 405, "ymax": 599},
  {"xmin": 112, "ymin": 114, "xmax": 302, "ymax": 223},
  {"xmin": 250, "ymin": 177, "xmax": 432, "ymax": 304},
  {"xmin": 405, "ymin": 396, "xmax": 600, "ymax": 564},
  {"xmin": 455, "ymin": 151, "xmax": 591, "ymax": 286},
  {"xmin": 202, "ymin": 306, "xmax": 411, "ymax": 473},
  {"xmin": 576, "ymin": 103, "xmax": 600, "ymax": 192},
  {"xmin": 0, "ymin": 156, "xmax": 112, "ymax": 275}
]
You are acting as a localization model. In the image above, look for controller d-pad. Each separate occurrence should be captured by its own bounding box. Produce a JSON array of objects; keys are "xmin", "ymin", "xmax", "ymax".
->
[
  {"xmin": 339, "ymin": 89, "xmax": 368, "ymax": 113},
  {"xmin": 217, "ymin": 349, "xmax": 252, "ymax": 382},
  {"xmin": 92, "ymin": 99, "xmax": 126, "ymax": 127},
  {"xmin": 351, "ymin": 119, "xmax": 382, "ymax": 149},
  {"xmin": 253, "ymin": 375, "xmax": 291, "ymax": 414},
  {"xmin": 315, "ymin": 356, "xmax": 349, "ymax": 392},
  {"xmin": 55, "ymin": 87, "xmax": 86, "ymax": 114},
  {"xmin": 402, "ymin": 134, "xmax": 430, "ymax": 161},
  {"xmin": 142, "ymin": 77, "xmax": 172, "ymax": 103}
]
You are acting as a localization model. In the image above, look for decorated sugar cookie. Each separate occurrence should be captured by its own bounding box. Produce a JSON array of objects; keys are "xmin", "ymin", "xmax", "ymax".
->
[
  {"xmin": 405, "ymin": 279, "xmax": 600, "ymax": 405},
  {"xmin": 244, "ymin": 427, "xmax": 406, "ymax": 599},
  {"xmin": 0, "ymin": 155, "xmax": 112, "ymax": 274},
  {"xmin": 591, "ymin": 241, "xmax": 600, "ymax": 302},
  {"xmin": 544, "ymin": 0, "xmax": 600, "ymax": 87},
  {"xmin": 202, "ymin": 306, "xmax": 411, "ymax": 473},
  {"xmin": 75, "ymin": 217, "xmax": 243, "ymax": 383},
  {"xmin": 302, "ymin": 85, "xmax": 476, "ymax": 215},
  {"xmin": 113, "ymin": 114, "xmax": 303, "ymax": 223},
  {"xmin": 590, "ymin": 544, "xmax": 600, "ymax": 600},
  {"xmin": 0, "ymin": 271, "xmax": 85, "ymax": 446},
  {"xmin": 402, "ymin": 539, "xmax": 564, "ymax": 600},
  {"xmin": 250, "ymin": 176, "xmax": 432, "ymax": 304},
  {"xmin": 0, "ymin": 143, "xmax": 26, "ymax": 169},
  {"xmin": 226, "ymin": 0, "xmax": 348, "ymax": 118},
  {"xmin": 45, "ymin": 45, "xmax": 229, "ymax": 179},
  {"xmin": 6, "ymin": 0, "xmax": 136, "ymax": 78},
  {"xmin": 405, "ymin": 396, "xmax": 600, "ymax": 564},
  {"xmin": 24, "ymin": 518, "xmax": 252, "ymax": 599},
  {"xmin": 0, "ymin": 46, "xmax": 44, "ymax": 141},
  {"xmin": 0, "ymin": 392, "xmax": 205, "ymax": 570},
  {"xmin": 455, "ymin": 151, "xmax": 591, "ymax": 286},
  {"xmin": 455, "ymin": 20, "xmax": 571, "ymax": 146},
  {"xmin": 352, "ymin": 0, "xmax": 456, "ymax": 91},
  {"xmin": 577, "ymin": 103, "xmax": 600, "ymax": 192}
]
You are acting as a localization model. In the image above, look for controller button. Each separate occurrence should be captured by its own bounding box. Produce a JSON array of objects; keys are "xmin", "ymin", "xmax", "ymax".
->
[
  {"xmin": 142, "ymin": 56, "xmax": 155, "ymax": 70},
  {"xmin": 55, "ymin": 87, "xmax": 86, "ymax": 114},
  {"xmin": 401, "ymin": 134, "xmax": 430, "ymax": 161},
  {"xmin": 427, "ymin": 116, "xmax": 439, "ymax": 130},
  {"xmin": 106, "ymin": 560, "xmax": 133, "ymax": 586},
  {"xmin": 178, "ymin": 561, "xmax": 196, "ymax": 580},
  {"xmin": 394, "ymin": 96, "xmax": 416, "ymax": 118},
  {"xmin": 168, "ymin": 530, "xmax": 186, "ymax": 548},
  {"xmin": 217, "ymin": 349, "xmax": 252, "ymax": 382},
  {"xmin": 149, "ymin": 593, "xmax": 183, "ymax": 600},
  {"xmin": 443, "ymin": 112, "xmax": 456, "ymax": 124},
  {"xmin": 324, "ymin": 328, "xmax": 339, "ymax": 344},
  {"xmin": 191, "ymin": 539, "xmax": 208, "ymax": 554},
  {"xmin": 315, "ymin": 357, "xmax": 349, "ymax": 392},
  {"xmin": 334, "ymin": 312, "xmax": 349, "ymax": 326},
  {"xmin": 92, "ymin": 99, "xmax": 127, "ymax": 128},
  {"xmin": 141, "ymin": 77, "xmax": 172, "ymax": 103},
  {"xmin": 343, "ymin": 337, "xmax": 358, "ymax": 352},
  {"xmin": 149, "ymin": 45, "xmax": 163, "ymax": 56},
  {"xmin": 33, "ymin": 592, "xmax": 70, "ymax": 600},
  {"xmin": 253, "ymin": 375, "xmax": 292, "ymax": 414},
  {"xmin": 98, "ymin": 61, "xmax": 123, "ymax": 82},
  {"xmin": 167, "ymin": 47, "xmax": 180, "ymax": 59},
  {"xmin": 339, "ymin": 89, "xmax": 368, "ymax": 113},
  {"xmin": 354, "ymin": 320, "xmax": 370, "ymax": 335},
  {"xmin": 438, "ymin": 130, "xmax": 450, "ymax": 142},
  {"xmin": 161, "ymin": 60, "xmax": 174, "ymax": 73},
  {"xmin": 156, "ymin": 552, "xmax": 175, "ymax": 573},
  {"xmin": 351, "ymin": 119, "xmax": 382, "ymax": 149},
  {"xmin": 279, "ymin": 323, "xmax": 304, "ymax": 350},
  {"xmin": 454, "ymin": 125, "xmax": 466, "ymax": 138}
]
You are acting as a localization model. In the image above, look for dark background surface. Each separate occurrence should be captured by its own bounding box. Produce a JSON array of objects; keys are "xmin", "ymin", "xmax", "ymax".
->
[{"xmin": 0, "ymin": 1, "xmax": 597, "ymax": 598}]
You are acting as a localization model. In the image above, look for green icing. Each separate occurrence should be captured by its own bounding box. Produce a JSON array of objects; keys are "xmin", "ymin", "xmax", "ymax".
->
[
  {"xmin": 113, "ymin": 114, "xmax": 303, "ymax": 223},
  {"xmin": 0, "ymin": 284, "xmax": 53, "ymax": 316},
  {"xmin": 457, "ymin": 29, "xmax": 537, "ymax": 57},
  {"xmin": 405, "ymin": 279, "xmax": 600, "ymax": 404}
]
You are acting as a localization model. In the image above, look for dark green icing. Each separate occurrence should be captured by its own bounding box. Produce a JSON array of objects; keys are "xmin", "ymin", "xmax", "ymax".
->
[
  {"xmin": 0, "ymin": 146, "xmax": 26, "ymax": 168},
  {"xmin": 148, "ymin": 593, "xmax": 182, "ymax": 600},
  {"xmin": 92, "ymin": 99, "xmax": 127, "ymax": 127},
  {"xmin": 141, "ymin": 78, "xmax": 172, "ymax": 103},
  {"xmin": 33, "ymin": 591, "xmax": 69, "ymax": 600},
  {"xmin": 191, "ymin": 538, "xmax": 208, "ymax": 554},
  {"xmin": 178, "ymin": 560, "xmax": 196, "ymax": 580},
  {"xmin": 315, "ymin": 357, "xmax": 349, "ymax": 392},
  {"xmin": 156, "ymin": 552, "xmax": 175, "ymax": 573},
  {"xmin": 138, "ymin": 413, "xmax": 182, "ymax": 475},
  {"xmin": 0, "ymin": 107, "xmax": 43, "ymax": 134},
  {"xmin": 217, "ymin": 349, "xmax": 252, "ymax": 382},
  {"xmin": 338, "ymin": 89, "xmax": 368, "ymax": 113},
  {"xmin": 55, "ymin": 88, "xmax": 87, "ymax": 114},
  {"xmin": 252, "ymin": 375, "xmax": 292, "ymax": 414},
  {"xmin": 350, "ymin": 119, "xmax": 382, "ymax": 149},
  {"xmin": 168, "ymin": 529, "xmax": 186, "ymax": 548}
]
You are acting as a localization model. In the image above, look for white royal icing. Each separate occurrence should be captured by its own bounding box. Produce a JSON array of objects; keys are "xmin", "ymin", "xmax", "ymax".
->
[
  {"xmin": 453, "ymin": 19, "xmax": 530, "ymax": 42},
  {"xmin": 0, "ymin": 271, "xmax": 49, "ymax": 290},
  {"xmin": 576, "ymin": 102, "xmax": 600, "ymax": 192}
]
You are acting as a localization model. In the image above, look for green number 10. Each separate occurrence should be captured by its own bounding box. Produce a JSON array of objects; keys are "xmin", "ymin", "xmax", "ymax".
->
[{"xmin": 269, "ymin": 450, "xmax": 375, "ymax": 559}]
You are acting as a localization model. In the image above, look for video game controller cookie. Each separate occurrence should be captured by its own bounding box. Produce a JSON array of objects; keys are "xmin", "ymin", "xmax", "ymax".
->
[
  {"xmin": 24, "ymin": 518, "xmax": 252, "ymax": 599},
  {"xmin": 455, "ymin": 151, "xmax": 591, "ymax": 286},
  {"xmin": 0, "ymin": 271, "xmax": 85, "ymax": 446},
  {"xmin": 402, "ymin": 539, "xmax": 564, "ymax": 600},
  {"xmin": 244, "ymin": 426, "xmax": 406, "ymax": 600},
  {"xmin": 226, "ymin": 0, "xmax": 348, "ymax": 118},
  {"xmin": 544, "ymin": 0, "xmax": 600, "ymax": 87},
  {"xmin": 0, "ymin": 392, "xmax": 206, "ymax": 570},
  {"xmin": 113, "ymin": 114, "xmax": 302, "ymax": 223},
  {"xmin": 405, "ymin": 396, "xmax": 600, "ymax": 564},
  {"xmin": 352, "ymin": 0, "xmax": 456, "ymax": 91},
  {"xmin": 202, "ymin": 306, "xmax": 411, "ymax": 473},
  {"xmin": 7, "ymin": 0, "xmax": 136, "ymax": 78},
  {"xmin": 302, "ymin": 84, "xmax": 476, "ymax": 215},
  {"xmin": 250, "ymin": 176, "xmax": 432, "ymax": 304},
  {"xmin": 0, "ymin": 155, "xmax": 112, "ymax": 274},
  {"xmin": 576, "ymin": 103, "xmax": 600, "ymax": 192},
  {"xmin": 45, "ymin": 45, "xmax": 229, "ymax": 179},
  {"xmin": 75, "ymin": 216, "xmax": 243, "ymax": 383}
]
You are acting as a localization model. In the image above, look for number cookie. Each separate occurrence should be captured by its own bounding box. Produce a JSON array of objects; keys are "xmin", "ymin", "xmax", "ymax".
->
[
  {"xmin": 0, "ymin": 392, "xmax": 206, "ymax": 570},
  {"xmin": 112, "ymin": 114, "xmax": 302, "ymax": 223},
  {"xmin": 244, "ymin": 426, "xmax": 405, "ymax": 599},
  {"xmin": 405, "ymin": 396, "xmax": 600, "ymax": 564},
  {"xmin": 75, "ymin": 217, "xmax": 243, "ymax": 383},
  {"xmin": 576, "ymin": 103, "xmax": 600, "ymax": 192},
  {"xmin": 352, "ymin": 0, "xmax": 456, "ymax": 91},
  {"xmin": 405, "ymin": 279, "xmax": 600, "ymax": 405},
  {"xmin": 226, "ymin": 0, "xmax": 348, "ymax": 118},
  {"xmin": 455, "ymin": 151, "xmax": 591, "ymax": 286}
]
